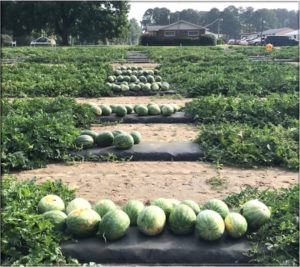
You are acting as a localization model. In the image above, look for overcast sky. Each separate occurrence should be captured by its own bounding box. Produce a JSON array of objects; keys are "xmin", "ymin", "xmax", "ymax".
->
[{"xmin": 129, "ymin": 1, "xmax": 299, "ymax": 22}]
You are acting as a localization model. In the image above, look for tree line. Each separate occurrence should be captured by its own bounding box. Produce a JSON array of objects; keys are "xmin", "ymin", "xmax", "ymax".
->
[{"xmin": 141, "ymin": 6, "xmax": 299, "ymax": 38}]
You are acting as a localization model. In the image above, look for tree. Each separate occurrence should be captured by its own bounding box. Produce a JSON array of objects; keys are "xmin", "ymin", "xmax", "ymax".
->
[
  {"xmin": 200, "ymin": 8, "xmax": 220, "ymax": 32},
  {"xmin": 221, "ymin": 6, "xmax": 241, "ymax": 38},
  {"xmin": 128, "ymin": 18, "xmax": 142, "ymax": 45},
  {"xmin": 179, "ymin": 9, "xmax": 201, "ymax": 25},
  {"xmin": 141, "ymin": 7, "xmax": 171, "ymax": 27}
]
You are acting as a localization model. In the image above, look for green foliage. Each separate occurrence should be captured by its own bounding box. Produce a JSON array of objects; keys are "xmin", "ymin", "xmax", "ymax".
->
[
  {"xmin": 1, "ymin": 175, "xmax": 78, "ymax": 265},
  {"xmin": 196, "ymin": 123, "xmax": 298, "ymax": 170},
  {"xmin": 2, "ymin": 97, "xmax": 96, "ymax": 172},
  {"xmin": 224, "ymin": 185, "xmax": 299, "ymax": 266},
  {"xmin": 186, "ymin": 93, "xmax": 299, "ymax": 128}
]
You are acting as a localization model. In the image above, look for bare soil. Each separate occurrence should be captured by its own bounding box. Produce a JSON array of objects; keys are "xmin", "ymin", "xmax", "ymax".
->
[
  {"xmin": 15, "ymin": 162, "xmax": 298, "ymax": 206},
  {"xmin": 111, "ymin": 63, "xmax": 159, "ymax": 69}
]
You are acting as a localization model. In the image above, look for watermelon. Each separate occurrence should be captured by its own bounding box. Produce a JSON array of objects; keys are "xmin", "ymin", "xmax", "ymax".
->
[
  {"xmin": 98, "ymin": 209, "xmax": 130, "ymax": 241},
  {"xmin": 151, "ymin": 198, "xmax": 173, "ymax": 217},
  {"xmin": 130, "ymin": 131, "xmax": 142, "ymax": 144},
  {"xmin": 38, "ymin": 194, "xmax": 65, "ymax": 213},
  {"xmin": 123, "ymin": 76, "xmax": 131, "ymax": 82},
  {"xmin": 115, "ymin": 105, "xmax": 127, "ymax": 117},
  {"xmin": 75, "ymin": 135, "xmax": 94, "ymax": 149},
  {"xmin": 114, "ymin": 133, "xmax": 134, "ymax": 150},
  {"xmin": 112, "ymin": 84, "xmax": 121, "ymax": 92},
  {"xmin": 139, "ymin": 76, "xmax": 147, "ymax": 83},
  {"xmin": 225, "ymin": 212, "xmax": 248, "ymax": 238},
  {"xmin": 137, "ymin": 206, "xmax": 166, "ymax": 236},
  {"xmin": 136, "ymin": 105, "xmax": 148, "ymax": 116},
  {"xmin": 90, "ymin": 105, "xmax": 102, "ymax": 116},
  {"xmin": 161, "ymin": 105, "xmax": 174, "ymax": 116},
  {"xmin": 114, "ymin": 70, "xmax": 122, "ymax": 76},
  {"xmin": 66, "ymin": 208, "xmax": 101, "ymax": 237},
  {"xmin": 240, "ymin": 199, "xmax": 271, "ymax": 229},
  {"xmin": 147, "ymin": 75, "xmax": 155, "ymax": 83},
  {"xmin": 129, "ymin": 83, "xmax": 136, "ymax": 91},
  {"xmin": 112, "ymin": 129, "xmax": 127, "ymax": 137},
  {"xmin": 122, "ymin": 200, "xmax": 145, "ymax": 226},
  {"xmin": 43, "ymin": 210, "xmax": 67, "ymax": 231},
  {"xmin": 110, "ymin": 104, "xmax": 118, "ymax": 113},
  {"xmin": 151, "ymin": 83, "xmax": 160, "ymax": 91},
  {"xmin": 121, "ymin": 84, "xmax": 129, "ymax": 92},
  {"xmin": 142, "ymin": 83, "xmax": 152, "ymax": 91},
  {"xmin": 181, "ymin": 200, "xmax": 200, "ymax": 215},
  {"xmin": 95, "ymin": 131, "xmax": 114, "ymax": 147},
  {"xmin": 147, "ymin": 70, "xmax": 154, "ymax": 76},
  {"xmin": 125, "ymin": 104, "xmax": 134, "ymax": 114},
  {"xmin": 116, "ymin": 75, "xmax": 124, "ymax": 82},
  {"xmin": 168, "ymin": 198, "xmax": 181, "ymax": 209},
  {"xmin": 130, "ymin": 75, "xmax": 138, "ymax": 82},
  {"xmin": 169, "ymin": 204, "xmax": 196, "ymax": 235},
  {"xmin": 107, "ymin": 76, "xmax": 115, "ymax": 82},
  {"xmin": 196, "ymin": 210, "xmax": 225, "ymax": 241},
  {"xmin": 148, "ymin": 104, "xmax": 161, "ymax": 115},
  {"xmin": 171, "ymin": 104, "xmax": 179, "ymax": 112},
  {"xmin": 99, "ymin": 105, "xmax": 112, "ymax": 116},
  {"xmin": 154, "ymin": 69, "xmax": 160, "ymax": 75},
  {"xmin": 155, "ymin": 75, "xmax": 162, "ymax": 82},
  {"xmin": 202, "ymin": 199, "xmax": 229, "ymax": 219},
  {"xmin": 80, "ymin": 130, "xmax": 98, "ymax": 141},
  {"xmin": 137, "ymin": 66, "xmax": 143, "ymax": 70},
  {"xmin": 133, "ymin": 84, "xmax": 141, "ymax": 91},
  {"xmin": 93, "ymin": 199, "xmax": 117, "ymax": 217},
  {"xmin": 120, "ymin": 66, "xmax": 126, "ymax": 70},
  {"xmin": 161, "ymin": 82, "xmax": 170, "ymax": 91},
  {"xmin": 66, "ymin": 198, "xmax": 91, "ymax": 215}
]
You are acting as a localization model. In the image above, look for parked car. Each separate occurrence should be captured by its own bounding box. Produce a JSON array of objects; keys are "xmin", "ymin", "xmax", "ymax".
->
[
  {"xmin": 30, "ymin": 36, "xmax": 56, "ymax": 46},
  {"xmin": 248, "ymin": 37, "xmax": 265, "ymax": 45},
  {"xmin": 264, "ymin": 36, "xmax": 298, "ymax": 46}
]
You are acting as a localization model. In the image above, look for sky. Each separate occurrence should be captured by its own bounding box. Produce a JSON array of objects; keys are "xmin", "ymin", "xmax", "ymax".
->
[{"xmin": 128, "ymin": 1, "xmax": 299, "ymax": 22}]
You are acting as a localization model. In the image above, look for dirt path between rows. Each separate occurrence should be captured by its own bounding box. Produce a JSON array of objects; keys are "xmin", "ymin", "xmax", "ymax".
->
[{"xmin": 15, "ymin": 162, "xmax": 298, "ymax": 206}]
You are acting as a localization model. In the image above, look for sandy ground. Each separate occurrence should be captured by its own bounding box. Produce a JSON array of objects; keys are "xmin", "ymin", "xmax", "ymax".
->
[
  {"xmin": 76, "ymin": 96, "xmax": 192, "ymax": 106},
  {"xmin": 91, "ymin": 123, "xmax": 198, "ymax": 143},
  {"xmin": 111, "ymin": 63, "xmax": 159, "ymax": 69},
  {"xmin": 15, "ymin": 161, "xmax": 298, "ymax": 206}
]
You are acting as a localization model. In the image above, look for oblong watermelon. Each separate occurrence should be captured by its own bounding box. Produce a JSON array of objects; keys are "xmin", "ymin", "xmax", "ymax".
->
[
  {"xmin": 151, "ymin": 198, "xmax": 173, "ymax": 217},
  {"xmin": 93, "ymin": 199, "xmax": 117, "ymax": 217},
  {"xmin": 240, "ymin": 199, "xmax": 271, "ymax": 229},
  {"xmin": 137, "ymin": 206, "xmax": 166, "ymax": 236},
  {"xmin": 202, "ymin": 199, "xmax": 229, "ymax": 219},
  {"xmin": 196, "ymin": 210, "xmax": 225, "ymax": 241},
  {"xmin": 114, "ymin": 133, "xmax": 134, "ymax": 150},
  {"xmin": 43, "ymin": 210, "xmax": 67, "ymax": 231},
  {"xmin": 98, "ymin": 209, "xmax": 130, "ymax": 241},
  {"xmin": 169, "ymin": 204, "xmax": 196, "ymax": 235},
  {"xmin": 115, "ymin": 105, "xmax": 127, "ymax": 117},
  {"xmin": 181, "ymin": 200, "xmax": 200, "ymax": 215},
  {"xmin": 66, "ymin": 198, "xmax": 91, "ymax": 215},
  {"xmin": 136, "ymin": 105, "xmax": 148, "ymax": 116},
  {"xmin": 130, "ymin": 131, "xmax": 142, "ymax": 144},
  {"xmin": 95, "ymin": 131, "xmax": 114, "ymax": 147},
  {"xmin": 66, "ymin": 208, "xmax": 101, "ymax": 237},
  {"xmin": 38, "ymin": 194, "xmax": 65, "ymax": 213},
  {"xmin": 99, "ymin": 104, "xmax": 112, "ymax": 116},
  {"xmin": 122, "ymin": 200, "xmax": 145, "ymax": 226},
  {"xmin": 75, "ymin": 135, "xmax": 94, "ymax": 149},
  {"xmin": 225, "ymin": 212, "xmax": 248, "ymax": 238},
  {"xmin": 80, "ymin": 130, "xmax": 98, "ymax": 141},
  {"xmin": 148, "ymin": 104, "xmax": 161, "ymax": 115}
]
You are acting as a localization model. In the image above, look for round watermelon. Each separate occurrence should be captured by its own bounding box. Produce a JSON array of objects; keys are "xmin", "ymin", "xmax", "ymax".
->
[
  {"xmin": 130, "ymin": 75, "xmax": 138, "ymax": 82},
  {"xmin": 38, "ymin": 194, "xmax": 65, "ymax": 213},
  {"xmin": 115, "ymin": 105, "xmax": 127, "ymax": 117},
  {"xmin": 142, "ymin": 83, "xmax": 151, "ymax": 92},
  {"xmin": 107, "ymin": 76, "xmax": 115, "ymax": 82},
  {"xmin": 95, "ymin": 131, "xmax": 114, "ymax": 147},
  {"xmin": 75, "ymin": 135, "xmax": 94, "ymax": 149},
  {"xmin": 196, "ymin": 210, "xmax": 225, "ymax": 241},
  {"xmin": 139, "ymin": 76, "xmax": 147, "ymax": 83},
  {"xmin": 171, "ymin": 104, "xmax": 179, "ymax": 112},
  {"xmin": 202, "ymin": 199, "xmax": 229, "ymax": 219},
  {"xmin": 136, "ymin": 105, "xmax": 148, "ymax": 116},
  {"xmin": 161, "ymin": 82, "xmax": 170, "ymax": 91},
  {"xmin": 98, "ymin": 209, "xmax": 130, "ymax": 241},
  {"xmin": 161, "ymin": 105, "xmax": 174, "ymax": 116},
  {"xmin": 66, "ymin": 208, "xmax": 101, "ymax": 237},
  {"xmin": 112, "ymin": 129, "xmax": 127, "ymax": 137},
  {"xmin": 169, "ymin": 204, "xmax": 196, "ymax": 235},
  {"xmin": 116, "ymin": 75, "xmax": 124, "ymax": 82},
  {"xmin": 151, "ymin": 83, "xmax": 160, "ymax": 91},
  {"xmin": 121, "ymin": 84, "xmax": 129, "ymax": 92},
  {"xmin": 181, "ymin": 200, "xmax": 200, "ymax": 215},
  {"xmin": 148, "ymin": 104, "xmax": 161, "ymax": 115},
  {"xmin": 168, "ymin": 198, "xmax": 180, "ymax": 209},
  {"xmin": 125, "ymin": 104, "xmax": 134, "ymax": 114},
  {"xmin": 110, "ymin": 104, "xmax": 118, "ymax": 113},
  {"xmin": 114, "ymin": 70, "xmax": 122, "ymax": 76},
  {"xmin": 114, "ymin": 133, "xmax": 134, "ymax": 150},
  {"xmin": 100, "ymin": 105, "xmax": 112, "ymax": 116},
  {"xmin": 90, "ymin": 105, "xmax": 102, "ymax": 116},
  {"xmin": 225, "ymin": 212, "xmax": 248, "ymax": 238},
  {"xmin": 154, "ymin": 69, "xmax": 160, "ymax": 75},
  {"xmin": 80, "ymin": 130, "xmax": 98, "ymax": 141},
  {"xmin": 240, "ymin": 199, "xmax": 271, "ymax": 229},
  {"xmin": 155, "ymin": 75, "xmax": 162, "ymax": 82},
  {"xmin": 137, "ymin": 206, "xmax": 166, "ymax": 236},
  {"xmin": 43, "ymin": 210, "xmax": 67, "ymax": 231},
  {"xmin": 66, "ymin": 198, "xmax": 91, "ymax": 215},
  {"xmin": 93, "ymin": 199, "xmax": 117, "ymax": 217},
  {"xmin": 113, "ymin": 84, "xmax": 121, "ymax": 92},
  {"xmin": 147, "ymin": 75, "xmax": 155, "ymax": 83},
  {"xmin": 151, "ymin": 198, "xmax": 173, "ymax": 217},
  {"xmin": 122, "ymin": 200, "xmax": 145, "ymax": 226},
  {"xmin": 130, "ymin": 131, "xmax": 142, "ymax": 144}
]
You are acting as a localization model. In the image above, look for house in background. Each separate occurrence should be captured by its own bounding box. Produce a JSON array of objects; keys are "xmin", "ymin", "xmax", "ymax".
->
[
  {"xmin": 144, "ymin": 20, "xmax": 207, "ymax": 39},
  {"xmin": 284, "ymin": 29, "xmax": 299, "ymax": 41},
  {"xmin": 261, "ymin": 27, "xmax": 295, "ymax": 38}
]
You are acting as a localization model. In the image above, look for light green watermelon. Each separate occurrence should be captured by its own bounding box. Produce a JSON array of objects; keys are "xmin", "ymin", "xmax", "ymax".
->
[
  {"xmin": 202, "ymin": 199, "xmax": 229, "ymax": 219},
  {"xmin": 38, "ymin": 194, "xmax": 65, "ymax": 213},
  {"xmin": 75, "ymin": 135, "xmax": 94, "ymax": 149},
  {"xmin": 161, "ymin": 82, "xmax": 170, "ymax": 91},
  {"xmin": 121, "ymin": 84, "xmax": 129, "ymax": 92},
  {"xmin": 116, "ymin": 75, "xmax": 124, "ymax": 82},
  {"xmin": 66, "ymin": 208, "xmax": 101, "ymax": 237},
  {"xmin": 114, "ymin": 133, "xmax": 134, "ymax": 150},
  {"xmin": 139, "ymin": 76, "xmax": 147, "ymax": 83},
  {"xmin": 148, "ymin": 104, "xmax": 161, "ymax": 115},
  {"xmin": 130, "ymin": 131, "xmax": 142, "ymax": 144},
  {"xmin": 147, "ymin": 75, "xmax": 155, "ymax": 83},
  {"xmin": 240, "ymin": 199, "xmax": 271, "ymax": 229},
  {"xmin": 151, "ymin": 83, "xmax": 160, "ymax": 91},
  {"xmin": 137, "ymin": 206, "xmax": 166, "ymax": 236},
  {"xmin": 93, "ymin": 199, "xmax": 117, "ymax": 217},
  {"xmin": 151, "ymin": 198, "xmax": 173, "ymax": 217},
  {"xmin": 169, "ymin": 204, "xmax": 196, "ymax": 235},
  {"xmin": 130, "ymin": 75, "xmax": 138, "ymax": 82},
  {"xmin": 98, "ymin": 209, "xmax": 130, "ymax": 241},
  {"xmin": 107, "ymin": 76, "xmax": 115, "ymax": 82},
  {"xmin": 136, "ymin": 105, "xmax": 148, "ymax": 116},
  {"xmin": 155, "ymin": 75, "xmax": 162, "ymax": 82},
  {"xmin": 80, "ymin": 130, "xmax": 98, "ymax": 141},
  {"xmin": 125, "ymin": 104, "xmax": 134, "ymax": 114},
  {"xmin": 142, "ymin": 83, "xmax": 152, "ymax": 91},
  {"xmin": 110, "ymin": 104, "xmax": 118, "ymax": 113},
  {"xmin": 181, "ymin": 200, "xmax": 200, "ymax": 215},
  {"xmin": 90, "ymin": 105, "xmax": 102, "ymax": 116},
  {"xmin": 99, "ymin": 105, "xmax": 112, "ymax": 116},
  {"xmin": 225, "ymin": 212, "xmax": 248, "ymax": 238},
  {"xmin": 168, "ymin": 198, "xmax": 181, "ymax": 209},
  {"xmin": 115, "ymin": 105, "xmax": 127, "ymax": 117},
  {"xmin": 161, "ymin": 105, "xmax": 174, "ymax": 116},
  {"xmin": 66, "ymin": 198, "xmax": 91, "ymax": 215},
  {"xmin": 122, "ymin": 200, "xmax": 145, "ymax": 226},
  {"xmin": 43, "ymin": 210, "xmax": 67, "ymax": 231},
  {"xmin": 114, "ymin": 69, "xmax": 122, "ymax": 76},
  {"xmin": 112, "ymin": 129, "xmax": 127, "ymax": 137},
  {"xmin": 196, "ymin": 210, "xmax": 225, "ymax": 241},
  {"xmin": 95, "ymin": 131, "xmax": 114, "ymax": 147}
]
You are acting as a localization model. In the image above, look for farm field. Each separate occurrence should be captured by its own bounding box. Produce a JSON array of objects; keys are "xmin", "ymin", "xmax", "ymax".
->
[{"xmin": 2, "ymin": 45, "xmax": 299, "ymax": 266}]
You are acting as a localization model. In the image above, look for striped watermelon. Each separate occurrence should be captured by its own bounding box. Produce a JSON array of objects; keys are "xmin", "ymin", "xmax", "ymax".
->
[
  {"xmin": 224, "ymin": 212, "xmax": 248, "ymax": 238},
  {"xmin": 202, "ymin": 199, "xmax": 229, "ymax": 219}
]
